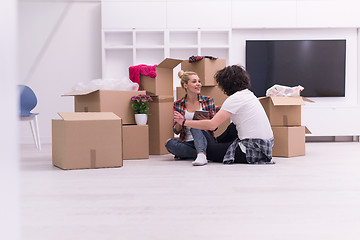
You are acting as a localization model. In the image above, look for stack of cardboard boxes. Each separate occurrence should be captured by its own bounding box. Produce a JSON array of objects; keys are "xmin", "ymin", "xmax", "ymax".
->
[
  {"xmin": 53, "ymin": 89, "xmax": 151, "ymax": 169},
  {"xmin": 259, "ymin": 96, "xmax": 312, "ymax": 157},
  {"xmin": 52, "ymin": 57, "xmax": 228, "ymax": 169},
  {"xmin": 139, "ymin": 58, "xmax": 183, "ymax": 155},
  {"xmin": 177, "ymin": 58, "xmax": 229, "ymax": 137}
]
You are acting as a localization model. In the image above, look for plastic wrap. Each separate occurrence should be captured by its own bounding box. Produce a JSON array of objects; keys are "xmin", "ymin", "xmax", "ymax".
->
[
  {"xmin": 72, "ymin": 78, "xmax": 139, "ymax": 92},
  {"xmin": 266, "ymin": 84, "xmax": 304, "ymax": 97}
]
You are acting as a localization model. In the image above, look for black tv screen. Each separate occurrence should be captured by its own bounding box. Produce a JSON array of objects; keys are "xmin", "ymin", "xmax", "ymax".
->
[{"xmin": 245, "ymin": 40, "xmax": 346, "ymax": 97}]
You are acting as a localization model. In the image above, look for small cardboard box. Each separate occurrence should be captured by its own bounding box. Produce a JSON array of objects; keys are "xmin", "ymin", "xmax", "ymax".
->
[
  {"xmin": 140, "ymin": 58, "xmax": 182, "ymax": 96},
  {"xmin": 259, "ymin": 96, "xmax": 313, "ymax": 126},
  {"xmin": 181, "ymin": 58, "xmax": 226, "ymax": 86},
  {"xmin": 123, "ymin": 125, "xmax": 149, "ymax": 160},
  {"xmin": 176, "ymin": 85, "xmax": 230, "ymax": 137},
  {"xmin": 62, "ymin": 90, "xmax": 146, "ymax": 125},
  {"xmin": 52, "ymin": 112, "xmax": 123, "ymax": 170},
  {"xmin": 148, "ymin": 95, "xmax": 174, "ymax": 155},
  {"xmin": 272, "ymin": 126, "xmax": 311, "ymax": 157}
]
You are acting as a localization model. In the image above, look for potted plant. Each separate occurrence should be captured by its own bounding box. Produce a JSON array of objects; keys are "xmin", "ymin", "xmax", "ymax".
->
[{"xmin": 130, "ymin": 94, "xmax": 153, "ymax": 125}]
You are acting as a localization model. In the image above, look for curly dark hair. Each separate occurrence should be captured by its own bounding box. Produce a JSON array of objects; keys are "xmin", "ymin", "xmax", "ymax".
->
[{"xmin": 214, "ymin": 65, "xmax": 251, "ymax": 96}]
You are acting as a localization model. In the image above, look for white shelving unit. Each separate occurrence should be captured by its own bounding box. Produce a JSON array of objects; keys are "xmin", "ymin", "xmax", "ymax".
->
[{"xmin": 102, "ymin": 28, "xmax": 231, "ymax": 80}]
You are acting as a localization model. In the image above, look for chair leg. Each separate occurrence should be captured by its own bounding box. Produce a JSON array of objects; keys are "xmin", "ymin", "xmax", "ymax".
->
[
  {"xmin": 33, "ymin": 115, "xmax": 41, "ymax": 151},
  {"xmin": 29, "ymin": 119, "xmax": 38, "ymax": 149},
  {"xmin": 29, "ymin": 116, "xmax": 41, "ymax": 151}
]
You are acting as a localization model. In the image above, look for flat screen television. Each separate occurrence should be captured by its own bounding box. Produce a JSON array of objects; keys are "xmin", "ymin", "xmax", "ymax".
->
[{"xmin": 245, "ymin": 39, "xmax": 346, "ymax": 97}]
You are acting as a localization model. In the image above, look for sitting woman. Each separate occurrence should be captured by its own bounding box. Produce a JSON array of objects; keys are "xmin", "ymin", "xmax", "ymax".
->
[
  {"xmin": 165, "ymin": 70, "xmax": 216, "ymax": 166},
  {"xmin": 174, "ymin": 65, "xmax": 274, "ymax": 164}
]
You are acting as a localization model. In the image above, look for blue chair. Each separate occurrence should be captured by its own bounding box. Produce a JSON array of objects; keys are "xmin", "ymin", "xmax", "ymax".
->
[{"xmin": 19, "ymin": 85, "xmax": 41, "ymax": 150}]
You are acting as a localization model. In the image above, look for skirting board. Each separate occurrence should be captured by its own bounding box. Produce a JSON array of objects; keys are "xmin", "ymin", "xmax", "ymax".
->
[{"xmin": 306, "ymin": 136, "xmax": 360, "ymax": 142}]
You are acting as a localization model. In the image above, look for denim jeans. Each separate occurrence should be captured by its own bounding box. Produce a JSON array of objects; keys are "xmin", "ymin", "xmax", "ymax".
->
[{"xmin": 165, "ymin": 128, "xmax": 215, "ymax": 159}]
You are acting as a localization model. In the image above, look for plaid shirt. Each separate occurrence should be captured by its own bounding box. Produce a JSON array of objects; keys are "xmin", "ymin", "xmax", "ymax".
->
[
  {"xmin": 223, "ymin": 138, "xmax": 275, "ymax": 164},
  {"xmin": 174, "ymin": 95, "xmax": 216, "ymax": 141}
]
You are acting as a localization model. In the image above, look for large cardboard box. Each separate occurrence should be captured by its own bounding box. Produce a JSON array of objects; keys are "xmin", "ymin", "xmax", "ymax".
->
[
  {"xmin": 181, "ymin": 58, "xmax": 226, "ymax": 86},
  {"xmin": 123, "ymin": 125, "xmax": 149, "ymax": 160},
  {"xmin": 140, "ymin": 58, "xmax": 182, "ymax": 96},
  {"xmin": 52, "ymin": 112, "xmax": 123, "ymax": 170},
  {"xmin": 259, "ymin": 96, "xmax": 313, "ymax": 126},
  {"xmin": 148, "ymin": 95, "xmax": 174, "ymax": 155},
  {"xmin": 272, "ymin": 126, "xmax": 311, "ymax": 157},
  {"xmin": 62, "ymin": 90, "xmax": 146, "ymax": 125},
  {"xmin": 176, "ymin": 86, "xmax": 230, "ymax": 137}
]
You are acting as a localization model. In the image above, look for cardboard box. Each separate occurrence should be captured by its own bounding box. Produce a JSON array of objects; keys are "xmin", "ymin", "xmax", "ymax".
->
[
  {"xmin": 176, "ymin": 85, "xmax": 230, "ymax": 137},
  {"xmin": 140, "ymin": 58, "xmax": 182, "ymax": 96},
  {"xmin": 259, "ymin": 96, "xmax": 313, "ymax": 126},
  {"xmin": 181, "ymin": 58, "xmax": 226, "ymax": 86},
  {"xmin": 62, "ymin": 90, "xmax": 146, "ymax": 125},
  {"xmin": 148, "ymin": 95, "xmax": 174, "ymax": 155},
  {"xmin": 52, "ymin": 112, "xmax": 123, "ymax": 170},
  {"xmin": 272, "ymin": 126, "xmax": 311, "ymax": 157},
  {"xmin": 123, "ymin": 125, "xmax": 149, "ymax": 160}
]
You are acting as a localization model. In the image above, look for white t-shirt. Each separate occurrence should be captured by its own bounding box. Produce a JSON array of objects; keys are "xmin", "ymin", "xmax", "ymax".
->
[{"xmin": 221, "ymin": 89, "xmax": 273, "ymax": 140}]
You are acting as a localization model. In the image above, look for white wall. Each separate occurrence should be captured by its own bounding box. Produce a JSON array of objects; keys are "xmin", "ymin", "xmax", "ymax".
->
[
  {"xmin": 18, "ymin": 1, "xmax": 102, "ymax": 144},
  {"xmin": 1, "ymin": 1, "xmax": 20, "ymax": 239}
]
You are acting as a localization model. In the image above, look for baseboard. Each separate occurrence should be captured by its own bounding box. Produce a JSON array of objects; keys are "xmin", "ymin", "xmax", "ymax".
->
[{"xmin": 306, "ymin": 136, "xmax": 360, "ymax": 142}]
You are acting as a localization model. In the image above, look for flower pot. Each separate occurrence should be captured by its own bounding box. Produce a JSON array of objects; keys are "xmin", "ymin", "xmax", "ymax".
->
[{"xmin": 134, "ymin": 114, "xmax": 148, "ymax": 125}]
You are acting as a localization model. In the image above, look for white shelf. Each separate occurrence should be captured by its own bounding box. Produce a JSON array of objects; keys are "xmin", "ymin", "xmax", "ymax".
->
[
  {"xmin": 200, "ymin": 30, "xmax": 229, "ymax": 46},
  {"xmin": 168, "ymin": 45, "xmax": 198, "ymax": 49},
  {"xmin": 136, "ymin": 46, "xmax": 165, "ymax": 49},
  {"xmin": 104, "ymin": 31, "xmax": 133, "ymax": 48},
  {"xmin": 104, "ymin": 46, "xmax": 133, "ymax": 50},
  {"xmin": 169, "ymin": 48, "xmax": 198, "ymax": 60},
  {"xmin": 199, "ymin": 45, "xmax": 229, "ymax": 49},
  {"xmin": 135, "ymin": 31, "xmax": 164, "ymax": 46},
  {"xmin": 169, "ymin": 31, "xmax": 198, "ymax": 45}
]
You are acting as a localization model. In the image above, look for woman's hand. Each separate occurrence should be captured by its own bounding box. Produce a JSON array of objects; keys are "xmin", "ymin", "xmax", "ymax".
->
[{"xmin": 173, "ymin": 111, "xmax": 184, "ymax": 125}]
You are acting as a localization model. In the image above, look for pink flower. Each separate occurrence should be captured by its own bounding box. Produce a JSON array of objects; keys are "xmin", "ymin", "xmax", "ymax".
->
[{"xmin": 130, "ymin": 93, "xmax": 153, "ymax": 114}]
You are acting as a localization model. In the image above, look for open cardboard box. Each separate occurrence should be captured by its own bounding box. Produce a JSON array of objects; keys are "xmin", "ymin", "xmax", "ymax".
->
[
  {"xmin": 62, "ymin": 90, "xmax": 146, "ymax": 125},
  {"xmin": 181, "ymin": 58, "xmax": 226, "ymax": 86},
  {"xmin": 140, "ymin": 58, "xmax": 182, "ymax": 96},
  {"xmin": 259, "ymin": 96, "xmax": 314, "ymax": 126},
  {"xmin": 272, "ymin": 126, "xmax": 311, "ymax": 157},
  {"xmin": 52, "ymin": 112, "xmax": 123, "ymax": 170}
]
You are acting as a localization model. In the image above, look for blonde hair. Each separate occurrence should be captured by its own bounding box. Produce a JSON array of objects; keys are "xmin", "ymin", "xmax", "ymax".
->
[{"xmin": 178, "ymin": 70, "xmax": 198, "ymax": 90}]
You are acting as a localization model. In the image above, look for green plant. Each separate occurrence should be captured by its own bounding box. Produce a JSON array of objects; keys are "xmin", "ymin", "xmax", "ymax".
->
[{"xmin": 131, "ymin": 94, "xmax": 153, "ymax": 114}]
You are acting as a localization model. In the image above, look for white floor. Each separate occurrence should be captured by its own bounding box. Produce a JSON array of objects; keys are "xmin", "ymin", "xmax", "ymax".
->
[{"xmin": 20, "ymin": 142, "xmax": 360, "ymax": 240}]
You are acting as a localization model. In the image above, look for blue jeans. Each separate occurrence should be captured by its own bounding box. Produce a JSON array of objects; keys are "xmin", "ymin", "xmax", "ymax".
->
[{"xmin": 165, "ymin": 128, "xmax": 214, "ymax": 159}]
